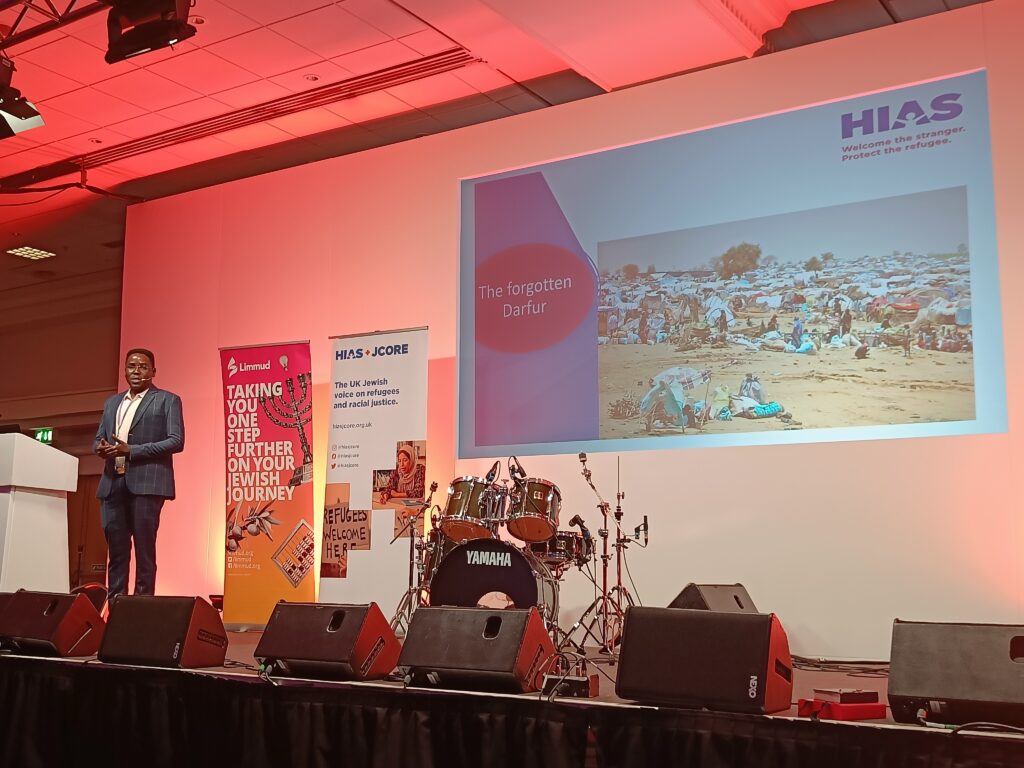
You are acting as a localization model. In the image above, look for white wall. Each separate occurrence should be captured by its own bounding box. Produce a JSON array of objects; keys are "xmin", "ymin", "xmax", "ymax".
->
[{"xmin": 123, "ymin": 0, "xmax": 1022, "ymax": 658}]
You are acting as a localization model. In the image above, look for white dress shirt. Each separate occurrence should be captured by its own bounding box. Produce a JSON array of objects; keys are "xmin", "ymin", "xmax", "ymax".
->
[{"xmin": 114, "ymin": 388, "xmax": 149, "ymax": 443}]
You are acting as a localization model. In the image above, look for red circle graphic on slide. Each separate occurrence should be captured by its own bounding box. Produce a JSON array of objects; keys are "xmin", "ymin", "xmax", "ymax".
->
[{"xmin": 476, "ymin": 243, "xmax": 595, "ymax": 353}]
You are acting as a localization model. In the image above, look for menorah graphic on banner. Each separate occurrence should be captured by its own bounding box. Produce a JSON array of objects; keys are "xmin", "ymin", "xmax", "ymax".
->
[{"xmin": 260, "ymin": 372, "xmax": 313, "ymax": 486}]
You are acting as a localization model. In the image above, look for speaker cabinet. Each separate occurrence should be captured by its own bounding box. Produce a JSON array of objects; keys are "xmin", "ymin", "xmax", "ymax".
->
[
  {"xmin": 399, "ymin": 606, "xmax": 555, "ymax": 693},
  {"xmin": 668, "ymin": 583, "xmax": 758, "ymax": 612},
  {"xmin": 616, "ymin": 607, "xmax": 793, "ymax": 714},
  {"xmin": 98, "ymin": 596, "xmax": 227, "ymax": 669},
  {"xmin": 889, "ymin": 620, "xmax": 1024, "ymax": 726},
  {"xmin": 254, "ymin": 601, "xmax": 400, "ymax": 681},
  {"xmin": 0, "ymin": 591, "xmax": 105, "ymax": 657}
]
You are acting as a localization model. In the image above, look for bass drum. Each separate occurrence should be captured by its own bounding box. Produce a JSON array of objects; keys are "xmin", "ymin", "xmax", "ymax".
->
[
  {"xmin": 421, "ymin": 526, "xmax": 459, "ymax": 585},
  {"xmin": 427, "ymin": 539, "xmax": 557, "ymax": 628}
]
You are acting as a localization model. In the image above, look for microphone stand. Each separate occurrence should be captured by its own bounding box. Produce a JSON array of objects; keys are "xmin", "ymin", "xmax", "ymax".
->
[
  {"xmin": 563, "ymin": 455, "xmax": 635, "ymax": 661},
  {"xmin": 389, "ymin": 482, "xmax": 437, "ymax": 636}
]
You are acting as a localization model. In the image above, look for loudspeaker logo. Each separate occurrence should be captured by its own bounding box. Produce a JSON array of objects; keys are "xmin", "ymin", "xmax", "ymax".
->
[
  {"xmin": 748, "ymin": 675, "xmax": 758, "ymax": 699},
  {"xmin": 173, "ymin": 642, "xmax": 181, "ymax": 660}
]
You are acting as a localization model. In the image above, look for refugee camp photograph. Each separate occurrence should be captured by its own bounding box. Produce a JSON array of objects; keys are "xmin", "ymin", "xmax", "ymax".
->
[{"xmin": 597, "ymin": 186, "xmax": 976, "ymax": 439}]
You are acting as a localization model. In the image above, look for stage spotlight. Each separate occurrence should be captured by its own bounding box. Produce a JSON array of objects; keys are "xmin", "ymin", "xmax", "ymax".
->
[
  {"xmin": 0, "ymin": 55, "xmax": 44, "ymax": 139},
  {"xmin": 103, "ymin": 0, "xmax": 197, "ymax": 64}
]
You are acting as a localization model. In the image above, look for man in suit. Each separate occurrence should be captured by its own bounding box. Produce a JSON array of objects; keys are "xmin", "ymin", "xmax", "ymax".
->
[{"xmin": 94, "ymin": 348, "xmax": 184, "ymax": 599}]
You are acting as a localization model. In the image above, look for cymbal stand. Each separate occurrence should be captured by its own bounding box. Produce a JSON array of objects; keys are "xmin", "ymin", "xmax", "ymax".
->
[
  {"xmin": 389, "ymin": 482, "xmax": 437, "ymax": 636},
  {"xmin": 563, "ymin": 455, "xmax": 634, "ymax": 660}
]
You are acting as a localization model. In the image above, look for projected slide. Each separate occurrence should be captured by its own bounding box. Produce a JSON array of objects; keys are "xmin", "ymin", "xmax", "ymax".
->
[{"xmin": 458, "ymin": 71, "xmax": 1005, "ymax": 458}]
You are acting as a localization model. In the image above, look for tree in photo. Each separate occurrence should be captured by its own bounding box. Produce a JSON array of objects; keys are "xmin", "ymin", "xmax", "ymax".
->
[
  {"xmin": 713, "ymin": 242, "xmax": 761, "ymax": 279},
  {"xmin": 622, "ymin": 263, "xmax": 641, "ymax": 280},
  {"xmin": 805, "ymin": 256, "xmax": 823, "ymax": 272}
]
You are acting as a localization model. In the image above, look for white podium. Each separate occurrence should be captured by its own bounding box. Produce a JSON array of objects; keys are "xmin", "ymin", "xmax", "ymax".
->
[{"xmin": 0, "ymin": 433, "xmax": 78, "ymax": 592}]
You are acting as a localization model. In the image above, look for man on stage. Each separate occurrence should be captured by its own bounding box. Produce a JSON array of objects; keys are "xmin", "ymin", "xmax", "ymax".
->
[{"xmin": 94, "ymin": 348, "xmax": 184, "ymax": 599}]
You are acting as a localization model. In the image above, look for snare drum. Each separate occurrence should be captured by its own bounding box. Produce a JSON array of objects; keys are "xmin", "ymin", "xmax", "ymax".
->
[
  {"xmin": 507, "ymin": 478, "xmax": 561, "ymax": 542},
  {"xmin": 439, "ymin": 476, "xmax": 504, "ymax": 541},
  {"xmin": 529, "ymin": 530, "xmax": 587, "ymax": 571},
  {"xmin": 428, "ymin": 539, "xmax": 558, "ymax": 628}
]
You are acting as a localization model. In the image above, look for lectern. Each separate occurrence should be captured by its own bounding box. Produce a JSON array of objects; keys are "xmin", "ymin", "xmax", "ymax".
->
[{"xmin": 0, "ymin": 434, "xmax": 78, "ymax": 591}]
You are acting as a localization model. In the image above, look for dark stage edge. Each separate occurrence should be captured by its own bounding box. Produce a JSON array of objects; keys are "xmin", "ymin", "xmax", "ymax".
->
[{"xmin": 1, "ymin": 655, "xmax": 1022, "ymax": 768}]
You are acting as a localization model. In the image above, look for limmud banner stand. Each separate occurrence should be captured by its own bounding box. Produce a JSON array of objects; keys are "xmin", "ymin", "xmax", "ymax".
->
[{"xmin": 220, "ymin": 341, "xmax": 316, "ymax": 628}]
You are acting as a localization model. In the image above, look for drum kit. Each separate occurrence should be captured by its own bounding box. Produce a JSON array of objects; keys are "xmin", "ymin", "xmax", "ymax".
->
[
  {"xmin": 389, "ymin": 458, "xmax": 594, "ymax": 640},
  {"xmin": 390, "ymin": 455, "xmax": 648, "ymax": 658}
]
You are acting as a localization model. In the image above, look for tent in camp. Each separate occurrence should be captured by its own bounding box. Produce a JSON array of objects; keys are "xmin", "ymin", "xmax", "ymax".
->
[{"xmin": 704, "ymin": 295, "xmax": 734, "ymax": 327}]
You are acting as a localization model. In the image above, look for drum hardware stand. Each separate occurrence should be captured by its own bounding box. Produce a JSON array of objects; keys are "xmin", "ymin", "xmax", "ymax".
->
[
  {"xmin": 562, "ymin": 454, "xmax": 635, "ymax": 661},
  {"xmin": 389, "ymin": 482, "xmax": 437, "ymax": 637}
]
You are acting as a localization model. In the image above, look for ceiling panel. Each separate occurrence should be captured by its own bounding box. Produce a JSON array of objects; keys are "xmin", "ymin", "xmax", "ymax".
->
[
  {"xmin": 49, "ymin": 127, "xmax": 134, "ymax": 157},
  {"xmin": 399, "ymin": 28, "xmax": 458, "ymax": 56},
  {"xmin": 322, "ymin": 90, "xmax": 415, "ymax": 122},
  {"xmin": 331, "ymin": 39, "xmax": 422, "ymax": 75},
  {"xmin": 213, "ymin": 79, "xmax": 294, "ymax": 109},
  {"xmin": 18, "ymin": 35, "xmax": 136, "ymax": 86},
  {"xmin": 146, "ymin": 48, "xmax": 259, "ymax": 94},
  {"xmin": 385, "ymin": 71, "xmax": 479, "ymax": 108},
  {"xmin": 452, "ymin": 62, "xmax": 516, "ymax": 93},
  {"xmin": 267, "ymin": 106, "xmax": 353, "ymax": 138},
  {"xmin": 207, "ymin": 28, "xmax": 324, "ymax": 79},
  {"xmin": 268, "ymin": 60, "xmax": 355, "ymax": 93},
  {"xmin": 156, "ymin": 97, "xmax": 238, "ymax": 124},
  {"xmin": 108, "ymin": 113, "xmax": 182, "ymax": 140},
  {"xmin": 217, "ymin": 122, "xmax": 295, "ymax": 150},
  {"xmin": 219, "ymin": 0, "xmax": 337, "ymax": 26},
  {"xmin": 270, "ymin": 5, "xmax": 391, "ymax": 59},
  {"xmin": 340, "ymin": 0, "xmax": 430, "ymax": 37},
  {"xmin": 6, "ymin": 59, "xmax": 83, "ymax": 103},
  {"xmin": 8, "ymin": 105, "xmax": 98, "ymax": 146},
  {"xmin": 41, "ymin": 87, "xmax": 147, "ymax": 126},
  {"xmin": 92, "ymin": 68, "xmax": 203, "ymax": 112},
  {"xmin": 184, "ymin": 1, "xmax": 262, "ymax": 45}
]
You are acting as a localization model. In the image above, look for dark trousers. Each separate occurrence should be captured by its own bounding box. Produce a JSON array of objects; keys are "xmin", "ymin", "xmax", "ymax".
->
[{"xmin": 100, "ymin": 475, "xmax": 165, "ymax": 599}]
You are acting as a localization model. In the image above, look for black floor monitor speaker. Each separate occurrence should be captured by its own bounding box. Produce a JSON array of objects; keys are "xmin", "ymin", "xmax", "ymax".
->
[
  {"xmin": 669, "ymin": 583, "xmax": 758, "ymax": 612},
  {"xmin": 255, "ymin": 601, "xmax": 401, "ymax": 680},
  {"xmin": 889, "ymin": 619, "xmax": 1024, "ymax": 726},
  {"xmin": 616, "ymin": 607, "xmax": 793, "ymax": 714},
  {"xmin": 398, "ymin": 606, "xmax": 555, "ymax": 693},
  {"xmin": 98, "ymin": 596, "xmax": 228, "ymax": 668},
  {"xmin": 0, "ymin": 591, "xmax": 105, "ymax": 657}
]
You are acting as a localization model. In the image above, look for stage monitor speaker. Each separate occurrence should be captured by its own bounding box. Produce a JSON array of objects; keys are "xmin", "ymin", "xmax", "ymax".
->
[
  {"xmin": 0, "ymin": 591, "xmax": 105, "ymax": 657},
  {"xmin": 888, "ymin": 619, "xmax": 1024, "ymax": 726},
  {"xmin": 98, "ymin": 596, "xmax": 227, "ymax": 669},
  {"xmin": 398, "ymin": 606, "xmax": 555, "ymax": 693},
  {"xmin": 668, "ymin": 583, "xmax": 758, "ymax": 612},
  {"xmin": 616, "ymin": 607, "xmax": 793, "ymax": 714},
  {"xmin": 254, "ymin": 601, "xmax": 400, "ymax": 681}
]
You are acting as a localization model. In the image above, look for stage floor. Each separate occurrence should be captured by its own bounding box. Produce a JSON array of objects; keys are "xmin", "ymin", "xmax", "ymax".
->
[{"xmin": 2, "ymin": 630, "xmax": 1021, "ymax": 768}]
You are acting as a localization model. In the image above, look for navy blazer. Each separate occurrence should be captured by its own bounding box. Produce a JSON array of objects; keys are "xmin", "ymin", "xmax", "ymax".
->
[{"xmin": 94, "ymin": 386, "xmax": 185, "ymax": 500}]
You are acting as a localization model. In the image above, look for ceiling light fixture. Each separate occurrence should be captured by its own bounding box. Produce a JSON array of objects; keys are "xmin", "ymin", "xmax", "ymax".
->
[
  {"xmin": 102, "ymin": 0, "xmax": 197, "ymax": 64},
  {"xmin": 0, "ymin": 55, "xmax": 44, "ymax": 140},
  {"xmin": 7, "ymin": 246, "xmax": 55, "ymax": 260}
]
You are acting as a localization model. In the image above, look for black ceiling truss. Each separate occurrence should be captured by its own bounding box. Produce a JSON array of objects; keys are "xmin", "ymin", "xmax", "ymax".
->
[{"xmin": 0, "ymin": 0, "xmax": 106, "ymax": 50}]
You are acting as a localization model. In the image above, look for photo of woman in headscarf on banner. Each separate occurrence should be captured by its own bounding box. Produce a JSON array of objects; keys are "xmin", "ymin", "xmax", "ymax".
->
[{"xmin": 377, "ymin": 440, "xmax": 426, "ymax": 504}]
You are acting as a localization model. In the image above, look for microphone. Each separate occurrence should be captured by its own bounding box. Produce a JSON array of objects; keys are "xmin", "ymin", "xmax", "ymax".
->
[
  {"xmin": 512, "ymin": 455, "xmax": 527, "ymax": 480},
  {"xmin": 484, "ymin": 460, "xmax": 500, "ymax": 484},
  {"xmin": 578, "ymin": 452, "xmax": 587, "ymax": 464},
  {"xmin": 569, "ymin": 514, "xmax": 593, "ymax": 549}
]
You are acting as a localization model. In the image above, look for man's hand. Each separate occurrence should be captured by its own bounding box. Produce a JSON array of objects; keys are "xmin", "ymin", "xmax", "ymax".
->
[{"xmin": 96, "ymin": 437, "xmax": 129, "ymax": 459}]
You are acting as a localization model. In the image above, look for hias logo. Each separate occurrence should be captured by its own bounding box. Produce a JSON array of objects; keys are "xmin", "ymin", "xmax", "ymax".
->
[
  {"xmin": 336, "ymin": 342, "xmax": 410, "ymax": 361},
  {"xmin": 841, "ymin": 93, "xmax": 962, "ymax": 139},
  {"xmin": 227, "ymin": 357, "xmax": 238, "ymax": 378}
]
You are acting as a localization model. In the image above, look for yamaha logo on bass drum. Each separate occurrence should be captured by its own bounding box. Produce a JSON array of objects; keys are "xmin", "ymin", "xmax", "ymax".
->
[{"xmin": 466, "ymin": 550, "xmax": 512, "ymax": 567}]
